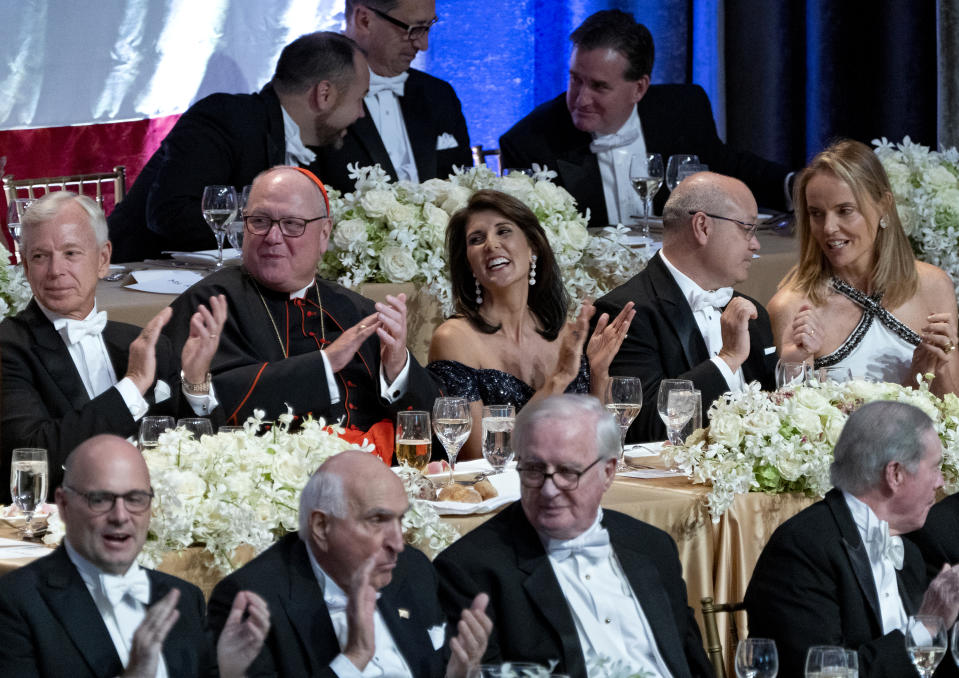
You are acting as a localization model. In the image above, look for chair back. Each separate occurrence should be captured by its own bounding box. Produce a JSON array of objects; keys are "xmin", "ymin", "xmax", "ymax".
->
[
  {"xmin": 470, "ymin": 145, "xmax": 501, "ymax": 175},
  {"xmin": 2, "ymin": 165, "xmax": 126, "ymax": 212},
  {"xmin": 701, "ymin": 596, "xmax": 746, "ymax": 678}
]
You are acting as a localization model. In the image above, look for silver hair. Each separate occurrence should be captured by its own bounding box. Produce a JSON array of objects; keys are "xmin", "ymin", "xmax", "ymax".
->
[
  {"xmin": 830, "ymin": 401, "xmax": 936, "ymax": 495},
  {"xmin": 297, "ymin": 462, "xmax": 349, "ymax": 540},
  {"xmin": 513, "ymin": 394, "xmax": 621, "ymax": 462},
  {"xmin": 661, "ymin": 173, "xmax": 730, "ymax": 234},
  {"xmin": 20, "ymin": 191, "xmax": 108, "ymax": 250}
]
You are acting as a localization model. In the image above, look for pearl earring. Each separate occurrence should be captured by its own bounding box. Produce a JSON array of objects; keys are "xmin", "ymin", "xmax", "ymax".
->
[
  {"xmin": 879, "ymin": 215, "xmax": 888, "ymax": 229},
  {"xmin": 529, "ymin": 254, "xmax": 538, "ymax": 286},
  {"xmin": 475, "ymin": 277, "xmax": 483, "ymax": 305}
]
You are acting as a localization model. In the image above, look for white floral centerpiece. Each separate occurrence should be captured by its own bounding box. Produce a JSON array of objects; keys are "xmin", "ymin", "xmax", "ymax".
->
[
  {"xmin": 0, "ymin": 243, "xmax": 33, "ymax": 318},
  {"xmin": 320, "ymin": 164, "xmax": 641, "ymax": 314},
  {"xmin": 662, "ymin": 377, "xmax": 959, "ymax": 521},
  {"xmin": 873, "ymin": 136, "xmax": 959, "ymax": 298}
]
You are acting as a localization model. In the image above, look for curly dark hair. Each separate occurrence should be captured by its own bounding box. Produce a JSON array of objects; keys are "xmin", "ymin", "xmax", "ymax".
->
[{"xmin": 446, "ymin": 190, "xmax": 568, "ymax": 340}]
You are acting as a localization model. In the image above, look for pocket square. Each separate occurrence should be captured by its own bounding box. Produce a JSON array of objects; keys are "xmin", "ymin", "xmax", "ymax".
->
[
  {"xmin": 427, "ymin": 623, "xmax": 446, "ymax": 650},
  {"xmin": 764, "ymin": 346, "xmax": 777, "ymax": 356},
  {"xmin": 154, "ymin": 379, "xmax": 171, "ymax": 403},
  {"xmin": 436, "ymin": 133, "xmax": 458, "ymax": 151}
]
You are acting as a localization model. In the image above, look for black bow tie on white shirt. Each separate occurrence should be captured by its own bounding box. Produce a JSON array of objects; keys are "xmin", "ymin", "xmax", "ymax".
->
[
  {"xmin": 59, "ymin": 311, "xmax": 108, "ymax": 345},
  {"xmin": 368, "ymin": 71, "xmax": 409, "ymax": 98},
  {"xmin": 589, "ymin": 128, "xmax": 640, "ymax": 154},
  {"xmin": 689, "ymin": 287, "xmax": 734, "ymax": 313}
]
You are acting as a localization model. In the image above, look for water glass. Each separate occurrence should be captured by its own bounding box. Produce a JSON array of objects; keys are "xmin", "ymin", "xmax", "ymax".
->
[
  {"xmin": 735, "ymin": 637, "xmax": 778, "ymax": 678},
  {"xmin": 228, "ymin": 184, "xmax": 252, "ymax": 251},
  {"xmin": 177, "ymin": 417, "xmax": 214, "ymax": 440},
  {"xmin": 810, "ymin": 366, "xmax": 853, "ymax": 384},
  {"xmin": 804, "ymin": 645, "xmax": 850, "ymax": 677},
  {"xmin": 201, "ymin": 185, "xmax": 238, "ymax": 268},
  {"xmin": 432, "ymin": 398, "xmax": 471, "ymax": 485},
  {"xmin": 906, "ymin": 614, "xmax": 947, "ymax": 677},
  {"xmin": 656, "ymin": 379, "xmax": 694, "ymax": 443},
  {"xmin": 775, "ymin": 360, "xmax": 807, "ymax": 389},
  {"xmin": 10, "ymin": 448, "xmax": 48, "ymax": 539},
  {"xmin": 677, "ymin": 388, "xmax": 702, "ymax": 443},
  {"xmin": 139, "ymin": 416, "xmax": 174, "ymax": 451},
  {"xmin": 481, "ymin": 404, "xmax": 515, "ymax": 473},
  {"xmin": 395, "ymin": 410, "xmax": 431, "ymax": 473},
  {"xmin": 666, "ymin": 154, "xmax": 700, "ymax": 191}
]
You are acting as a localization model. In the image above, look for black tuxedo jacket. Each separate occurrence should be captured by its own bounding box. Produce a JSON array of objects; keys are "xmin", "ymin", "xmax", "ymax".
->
[
  {"xmin": 434, "ymin": 503, "xmax": 712, "ymax": 678},
  {"xmin": 107, "ymin": 84, "xmax": 286, "ymax": 261},
  {"xmin": 593, "ymin": 252, "xmax": 777, "ymax": 442},
  {"xmin": 907, "ymin": 493, "xmax": 959, "ymax": 579},
  {"xmin": 499, "ymin": 86, "xmax": 790, "ymax": 226},
  {"xmin": 745, "ymin": 489, "xmax": 957, "ymax": 678},
  {"xmin": 308, "ymin": 69, "xmax": 472, "ymax": 193},
  {"xmin": 0, "ymin": 546, "xmax": 212, "ymax": 677},
  {"xmin": 207, "ymin": 533, "xmax": 447, "ymax": 678},
  {"xmin": 0, "ymin": 299, "xmax": 188, "ymax": 500}
]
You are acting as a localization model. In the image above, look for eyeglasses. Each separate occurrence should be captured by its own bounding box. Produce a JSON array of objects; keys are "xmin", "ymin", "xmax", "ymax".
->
[
  {"xmin": 688, "ymin": 210, "xmax": 760, "ymax": 240},
  {"xmin": 243, "ymin": 215, "xmax": 327, "ymax": 238},
  {"xmin": 63, "ymin": 486, "xmax": 154, "ymax": 514},
  {"xmin": 365, "ymin": 5, "xmax": 438, "ymax": 41},
  {"xmin": 516, "ymin": 457, "xmax": 604, "ymax": 490}
]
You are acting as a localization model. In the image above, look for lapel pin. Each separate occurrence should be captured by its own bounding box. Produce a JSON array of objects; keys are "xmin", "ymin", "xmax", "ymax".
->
[{"xmin": 398, "ymin": 608, "xmax": 410, "ymax": 619}]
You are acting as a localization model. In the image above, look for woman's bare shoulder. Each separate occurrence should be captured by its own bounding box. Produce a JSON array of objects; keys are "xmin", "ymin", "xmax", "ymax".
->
[
  {"xmin": 767, "ymin": 284, "xmax": 813, "ymax": 319},
  {"xmin": 429, "ymin": 317, "xmax": 481, "ymax": 363},
  {"xmin": 915, "ymin": 261, "xmax": 958, "ymax": 305}
]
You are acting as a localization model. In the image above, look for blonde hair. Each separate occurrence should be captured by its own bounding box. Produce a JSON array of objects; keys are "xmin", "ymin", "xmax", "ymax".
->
[{"xmin": 783, "ymin": 139, "xmax": 917, "ymax": 308}]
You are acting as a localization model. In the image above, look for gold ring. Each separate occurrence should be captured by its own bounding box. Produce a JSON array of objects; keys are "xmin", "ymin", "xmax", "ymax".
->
[
  {"xmin": 945, "ymin": 340, "xmax": 956, "ymax": 354},
  {"xmin": 209, "ymin": 333, "xmax": 218, "ymax": 339},
  {"xmin": 359, "ymin": 324, "xmax": 367, "ymax": 331},
  {"xmin": 809, "ymin": 329, "xmax": 815, "ymax": 337}
]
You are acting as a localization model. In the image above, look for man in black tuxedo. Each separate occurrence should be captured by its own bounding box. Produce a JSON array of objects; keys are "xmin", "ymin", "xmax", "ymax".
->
[
  {"xmin": 107, "ymin": 31, "xmax": 369, "ymax": 261},
  {"xmin": 500, "ymin": 9, "xmax": 790, "ymax": 227},
  {"xmin": 208, "ymin": 449, "xmax": 491, "ymax": 677},
  {"xmin": 746, "ymin": 401, "xmax": 959, "ymax": 678},
  {"xmin": 308, "ymin": 0, "xmax": 472, "ymax": 192},
  {"xmin": 0, "ymin": 191, "xmax": 227, "ymax": 501},
  {"xmin": 594, "ymin": 172, "xmax": 777, "ymax": 442},
  {"xmin": 0, "ymin": 434, "xmax": 269, "ymax": 678},
  {"xmin": 435, "ymin": 395, "xmax": 712, "ymax": 677}
]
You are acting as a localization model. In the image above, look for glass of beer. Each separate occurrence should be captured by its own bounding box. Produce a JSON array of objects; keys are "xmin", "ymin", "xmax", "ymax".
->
[{"xmin": 395, "ymin": 411, "xmax": 431, "ymax": 473}]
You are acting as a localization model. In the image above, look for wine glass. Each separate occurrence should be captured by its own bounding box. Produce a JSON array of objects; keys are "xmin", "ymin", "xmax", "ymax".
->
[
  {"xmin": 177, "ymin": 417, "xmax": 214, "ymax": 440},
  {"xmin": 811, "ymin": 366, "xmax": 853, "ymax": 384},
  {"xmin": 603, "ymin": 376, "xmax": 643, "ymax": 470},
  {"xmin": 228, "ymin": 184, "xmax": 252, "ymax": 251},
  {"xmin": 432, "ymin": 398, "xmax": 471, "ymax": 486},
  {"xmin": 395, "ymin": 410, "xmax": 431, "ymax": 474},
  {"xmin": 657, "ymin": 379, "xmax": 694, "ymax": 443},
  {"xmin": 949, "ymin": 620, "xmax": 959, "ymax": 668},
  {"xmin": 906, "ymin": 614, "xmax": 947, "ymax": 677},
  {"xmin": 201, "ymin": 185, "xmax": 238, "ymax": 268},
  {"xmin": 677, "ymin": 162, "xmax": 709, "ymax": 184},
  {"xmin": 10, "ymin": 448, "xmax": 48, "ymax": 539},
  {"xmin": 665, "ymin": 389, "xmax": 699, "ymax": 446},
  {"xmin": 666, "ymin": 154, "xmax": 700, "ymax": 191},
  {"xmin": 629, "ymin": 153, "xmax": 664, "ymax": 239},
  {"xmin": 139, "ymin": 415, "xmax": 175, "ymax": 451},
  {"xmin": 7, "ymin": 197, "xmax": 34, "ymax": 264},
  {"xmin": 804, "ymin": 645, "xmax": 849, "ymax": 677},
  {"xmin": 775, "ymin": 360, "xmax": 808, "ymax": 389},
  {"xmin": 735, "ymin": 638, "xmax": 778, "ymax": 678},
  {"xmin": 481, "ymin": 404, "xmax": 515, "ymax": 473}
]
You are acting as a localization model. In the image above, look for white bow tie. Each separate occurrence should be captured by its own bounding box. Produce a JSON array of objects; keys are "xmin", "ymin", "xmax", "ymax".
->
[
  {"xmin": 57, "ymin": 311, "xmax": 108, "ymax": 345},
  {"xmin": 589, "ymin": 128, "xmax": 639, "ymax": 153},
  {"xmin": 869, "ymin": 524, "xmax": 904, "ymax": 571},
  {"xmin": 369, "ymin": 71, "xmax": 409, "ymax": 98},
  {"xmin": 547, "ymin": 528, "xmax": 611, "ymax": 563},
  {"xmin": 689, "ymin": 287, "xmax": 734, "ymax": 314},
  {"xmin": 100, "ymin": 567, "xmax": 151, "ymax": 607}
]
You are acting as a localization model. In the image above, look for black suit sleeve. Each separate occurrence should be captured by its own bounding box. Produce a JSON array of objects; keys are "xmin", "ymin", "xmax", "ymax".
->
[{"xmin": 0, "ymin": 578, "xmax": 43, "ymax": 678}]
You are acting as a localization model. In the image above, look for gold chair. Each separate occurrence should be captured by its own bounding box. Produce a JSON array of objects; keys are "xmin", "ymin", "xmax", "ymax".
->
[
  {"xmin": 2, "ymin": 165, "xmax": 126, "ymax": 211},
  {"xmin": 470, "ymin": 145, "xmax": 501, "ymax": 175},
  {"xmin": 701, "ymin": 596, "xmax": 746, "ymax": 678}
]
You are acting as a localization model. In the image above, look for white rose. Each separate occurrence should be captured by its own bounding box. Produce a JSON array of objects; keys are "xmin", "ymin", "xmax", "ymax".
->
[
  {"xmin": 792, "ymin": 387, "xmax": 832, "ymax": 414},
  {"xmin": 441, "ymin": 186, "xmax": 472, "ymax": 214},
  {"xmin": 709, "ymin": 412, "xmax": 744, "ymax": 447},
  {"xmin": 824, "ymin": 413, "xmax": 846, "ymax": 446},
  {"xmin": 936, "ymin": 188, "xmax": 959, "ymax": 228},
  {"xmin": 423, "ymin": 203, "xmax": 450, "ymax": 249},
  {"xmin": 497, "ymin": 175, "xmax": 535, "ymax": 202},
  {"xmin": 883, "ymin": 159, "xmax": 912, "ymax": 192},
  {"xmin": 743, "ymin": 409, "xmax": 781, "ymax": 437},
  {"xmin": 386, "ymin": 203, "xmax": 418, "ymax": 227},
  {"xmin": 790, "ymin": 407, "xmax": 823, "ymax": 438},
  {"xmin": 167, "ymin": 470, "xmax": 206, "ymax": 502},
  {"xmin": 924, "ymin": 164, "xmax": 957, "ymax": 191},
  {"xmin": 533, "ymin": 180, "xmax": 564, "ymax": 205},
  {"xmin": 359, "ymin": 189, "xmax": 399, "ymax": 218},
  {"xmin": 420, "ymin": 178, "xmax": 453, "ymax": 203},
  {"xmin": 331, "ymin": 218, "xmax": 368, "ymax": 250},
  {"xmin": 379, "ymin": 246, "xmax": 418, "ymax": 282},
  {"xmin": 556, "ymin": 220, "xmax": 589, "ymax": 251}
]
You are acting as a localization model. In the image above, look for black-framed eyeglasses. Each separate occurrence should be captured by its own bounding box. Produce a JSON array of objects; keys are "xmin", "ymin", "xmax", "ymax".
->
[
  {"xmin": 63, "ymin": 486, "xmax": 154, "ymax": 514},
  {"xmin": 516, "ymin": 457, "xmax": 604, "ymax": 490},
  {"xmin": 688, "ymin": 210, "xmax": 760, "ymax": 240},
  {"xmin": 243, "ymin": 215, "xmax": 327, "ymax": 238},
  {"xmin": 365, "ymin": 5, "xmax": 438, "ymax": 41}
]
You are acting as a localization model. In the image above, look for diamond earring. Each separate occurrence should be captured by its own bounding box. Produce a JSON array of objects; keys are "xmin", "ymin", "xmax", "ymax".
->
[
  {"xmin": 879, "ymin": 215, "xmax": 888, "ymax": 229},
  {"xmin": 475, "ymin": 277, "xmax": 483, "ymax": 305},
  {"xmin": 529, "ymin": 254, "xmax": 538, "ymax": 286}
]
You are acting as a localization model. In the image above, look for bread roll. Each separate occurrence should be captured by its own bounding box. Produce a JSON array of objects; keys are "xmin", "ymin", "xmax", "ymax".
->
[
  {"xmin": 436, "ymin": 484, "xmax": 483, "ymax": 503},
  {"xmin": 473, "ymin": 478, "xmax": 497, "ymax": 500}
]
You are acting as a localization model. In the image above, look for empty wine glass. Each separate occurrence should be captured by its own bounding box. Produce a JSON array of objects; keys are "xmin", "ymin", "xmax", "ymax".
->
[
  {"xmin": 177, "ymin": 417, "xmax": 214, "ymax": 440},
  {"xmin": 804, "ymin": 645, "xmax": 849, "ymax": 677},
  {"xmin": 906, "ymin": 615, "xmax": 947, "ymax": 678},
  {"xmin": 657, "ymin": 379, "xmax": 694, "ymax": 443},
  {"xmin": 629, "ymin": 153, "xmax": 664, "ymax": 239},
  {"xmin": 665, "ymin": 389, "xmax": 699, "ymax": 446},
  {"xmin": 481, "ymin": 404, "xmax": 515, "ymax": 473},
  {"xmin": 775, "ymin": 360, "xmax": 808, "ymax": 389},
  {"xmin": 201, "ymin": 185, "xmax": 238, "ymax": 268},
  {"xmin": 603, "ymin": 376, "xmax": 643, "ymax": 470},
  {"xmin": 10, "ymin": 448, "xmax": 48, "ymax": 539},
  {"xmin": 666, "ymin": 154, "xmax": 700, "ymax": 191},
  {"xmin": 139, "ymin": 415, "xmax": 175, "ymax": 451},
  {"xmin": 735, "ymin": 638, "xmax": 778, "ymax": 678},
  {"xmin": 432, "ymin": 397, "xmax": 471, "ymax": 486},
  {"xmin": 228, "ymin": 184, "xmax": 252, "ymax": 251},
  {"xmin": 395, "ymin": 410, "xmax": 431, "ymax": 474}
]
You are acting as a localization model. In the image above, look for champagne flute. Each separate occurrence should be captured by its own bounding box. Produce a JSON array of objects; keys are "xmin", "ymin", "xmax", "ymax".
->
[
  {"xmin": 603, "ymin": 376, "xmax": 643, "ymax": 470},
  {"xmin": 139, "ymin": 415, "xmax": 175, "ymax": 451},
  {"xmin": 666, "ymin": 154, "xmax": 699, "ymax": 191},
  {"xmin": 804, "ymin": 645, "xmax": 849, "ymax": 677},
  {"xmin": 432, "ymin": 398, "xmax": 471, "ymax": 486},
  {"xmin": 657, "ymin": 379, "xmax": 694, "ymax": 443},
  {"xmin": 629, "ymin": 153, "xmax": 664, "ymax": 239},
  {"xmin": 735, "ymin": 638, "xmax": 778, "ymax": 678},
  {"xmin": 395, "ymin": 410, "xmax": 431, "ymax": 474},
  {"xmin": 906, "ymin": 615, "xmax": 947, "ymax": 678},
  {"xmin": 201, "ymin": 185, "xmax": 238, "ymax": 268},
  {"xmin": 10, "ymin": 448, "xmax": 48, "ymax": 539},
  {"xmin": 481, "ymin": 404, "xmax": 515, "ymax": 473},
  {"xmin": 228, "ymin": 184, "xmax": 252, "ymax": 251},
  {"xmin": 177, "ymin": 417, "xmax": 214, "ymax": 440}
]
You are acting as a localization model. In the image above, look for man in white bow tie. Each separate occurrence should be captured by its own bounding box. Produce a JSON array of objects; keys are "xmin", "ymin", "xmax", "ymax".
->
[
  {"xmin": 207, "ymin": 449, "xmax": 492, "ymax": 677},
  {"xmin": 593, "ymin": 171, "xmax": 778, "ymax": 442},
  {"xmin": 435, "ymin": 395, "xmax": 713, "ymax": 677},
  {"xmin": 0, "ymin": 434, "xmax": 270, "ymax": 677},
  {"xmin": 746, "ymin": 401, "xmax": 959, "ymax": 678},
  {"xmin": 0, "ymin": 191, "xmax": 227, "ymax": 500},
  {"xmin": 308, "ymin": 0, "xmax": 472, "ymax": 192}
]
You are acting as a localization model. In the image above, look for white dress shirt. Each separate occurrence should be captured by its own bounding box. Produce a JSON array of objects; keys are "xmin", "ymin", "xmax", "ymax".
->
[
  {"xmin": 658, "ymin": 252, "xmax": 745, "ymax": 391},
  {"xmin": 281, "ymin": 106, "xmax": 316, "ymax": 167},
  {"xmin": 842, "ymin": 492, "xmax": 910, "ymax": 635},
  {"xmin": 365, "ymin": 69, "xmax": 419, "ymax": 183},
  {"xmin": 543, "ymin": 509, "xmax": 671, "ymax": 676},
  {"xmin": 65, "ymin": 540, "xmax": 169, "ymax": 678},
  {"xmin": 306, "ymin": 545, "xmax": 413, "ymax": 677},
  {"xmin": 592, "ymin": 108, "xmax": 647, "ymax": 226}
]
